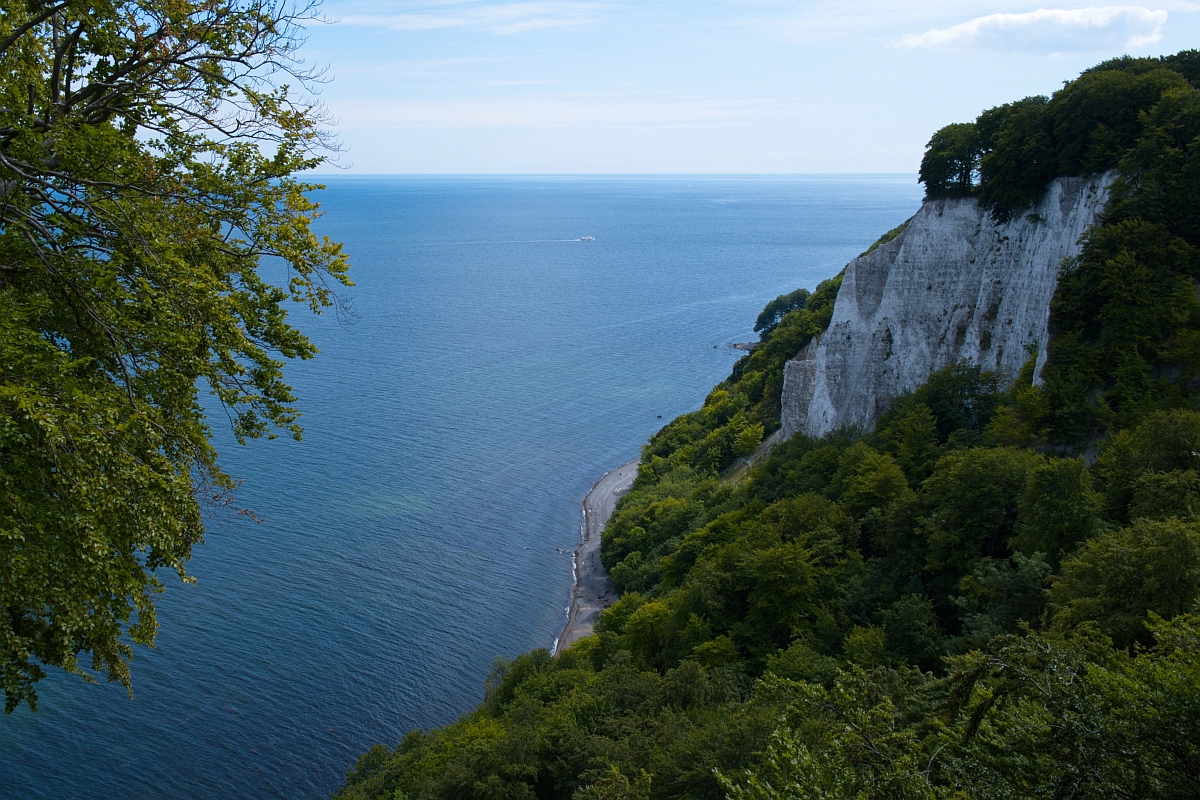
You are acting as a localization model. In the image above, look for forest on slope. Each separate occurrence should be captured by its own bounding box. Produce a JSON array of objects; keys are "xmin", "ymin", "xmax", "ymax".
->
[{"xmin": 338, "ymin": 52, "xmax": 1200, "ymax": 800}]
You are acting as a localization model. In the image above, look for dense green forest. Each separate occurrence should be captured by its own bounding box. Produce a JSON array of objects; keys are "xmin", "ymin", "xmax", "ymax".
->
[{"xmin": 338, "ymin": 52, "xmax": 1200, "ymax": 800}]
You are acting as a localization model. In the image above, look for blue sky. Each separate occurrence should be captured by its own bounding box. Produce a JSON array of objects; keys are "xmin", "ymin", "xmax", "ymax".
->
[{"xmin": 300, "ymin": 1, "xmax": 1200, "ymax": 173}]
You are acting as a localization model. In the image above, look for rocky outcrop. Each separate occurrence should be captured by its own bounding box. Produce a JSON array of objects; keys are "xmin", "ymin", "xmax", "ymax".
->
[{"xmin": 781, "ymin": 173, "xmax": 1113, "ymax": 439}]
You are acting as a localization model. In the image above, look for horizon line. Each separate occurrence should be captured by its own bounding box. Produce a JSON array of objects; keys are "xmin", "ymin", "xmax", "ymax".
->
[{"xmin": 308, "ymin": 171, "xmax": 921, "ymax": 177}]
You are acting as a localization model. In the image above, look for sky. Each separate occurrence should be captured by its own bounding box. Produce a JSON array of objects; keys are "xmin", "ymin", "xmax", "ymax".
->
[{"xmin": 298, "ymin": 1, "xmax": 1200, "ymax": 173}]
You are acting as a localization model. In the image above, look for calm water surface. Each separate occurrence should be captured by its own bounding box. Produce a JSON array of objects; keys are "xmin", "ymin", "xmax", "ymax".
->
[{"xmin": 1, "ymin": 176, "xmax": 922, "ymax": 798}]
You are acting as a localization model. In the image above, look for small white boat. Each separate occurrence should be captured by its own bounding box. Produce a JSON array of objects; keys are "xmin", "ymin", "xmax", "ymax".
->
[{"xmin": 579, "ymin": 235, "xmax": 595, "ymax": 241}]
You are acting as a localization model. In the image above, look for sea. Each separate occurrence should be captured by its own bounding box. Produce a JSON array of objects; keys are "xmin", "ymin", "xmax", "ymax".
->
[{"xmin": 0, "ymin": 176, "xmax": 923, "ymax": 798}]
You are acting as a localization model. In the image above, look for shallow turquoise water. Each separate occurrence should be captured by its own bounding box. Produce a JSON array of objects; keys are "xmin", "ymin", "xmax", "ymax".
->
[{"xmin": 0, "ymin": 176, "xmax": 922, "ymax": 798}]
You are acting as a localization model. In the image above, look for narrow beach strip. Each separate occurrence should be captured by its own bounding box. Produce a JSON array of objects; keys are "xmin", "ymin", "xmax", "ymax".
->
[{"xmin": 553, "ymin": 459, "xmax": 640, "ymax": 655}]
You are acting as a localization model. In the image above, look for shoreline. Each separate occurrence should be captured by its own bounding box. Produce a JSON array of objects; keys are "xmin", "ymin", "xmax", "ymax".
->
[{"xmin": 552, "ymin": 459, "xmax": 640, "ymax": 655}]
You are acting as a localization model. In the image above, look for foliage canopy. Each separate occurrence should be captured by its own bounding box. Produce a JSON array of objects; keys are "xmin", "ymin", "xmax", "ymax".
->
[{"xmin": 0, "ymin": 0, "xmax": 349, "ymax": 711}]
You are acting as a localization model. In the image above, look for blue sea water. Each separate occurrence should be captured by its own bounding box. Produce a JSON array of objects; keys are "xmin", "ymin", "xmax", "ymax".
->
[{"xmin": 0, "ymin": 176, "xmax": 922, "ymax": 798}]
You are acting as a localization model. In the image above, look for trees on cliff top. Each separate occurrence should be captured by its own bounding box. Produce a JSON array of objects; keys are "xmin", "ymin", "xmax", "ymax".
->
[
  {"xmin": 919, "ymin": 53, "xmax": 1200, "ymax": 217},
  {"xmin": 0, "ymin": 0, "xmax": 349, "ymax": 711},
  {"xmin": 920, "ymin": 51, "xmax": 1200, "ymax": 442}
]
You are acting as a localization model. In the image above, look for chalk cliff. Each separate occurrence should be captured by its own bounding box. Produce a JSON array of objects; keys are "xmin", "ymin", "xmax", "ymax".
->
[{"xmin": 781, "ymin": 173, "xmax": 1113, "ymax": 439}]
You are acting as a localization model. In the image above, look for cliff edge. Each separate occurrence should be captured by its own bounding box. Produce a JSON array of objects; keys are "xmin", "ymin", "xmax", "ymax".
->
[{"xmin": 781, "ymin": 173, "xmax": 1113, "ymax": 439}]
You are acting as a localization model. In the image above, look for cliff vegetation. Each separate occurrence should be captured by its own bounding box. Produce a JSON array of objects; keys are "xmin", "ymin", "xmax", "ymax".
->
[
  {"xmin": 920, "ymin": 52, "xmax": 1200, "ymax": 441},
  {"xmin": 339, "ymin": 52, "xmax": 1200, "ymax": 800}
]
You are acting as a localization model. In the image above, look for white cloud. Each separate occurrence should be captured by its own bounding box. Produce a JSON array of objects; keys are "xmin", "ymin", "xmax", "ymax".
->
[
  {"xmin": 897, "ymin": 6, "xmax": 1168, "ymax": 54},
  {"xmin": 337, "ymin": 1, "xmax": 607, "ymax": 34}
]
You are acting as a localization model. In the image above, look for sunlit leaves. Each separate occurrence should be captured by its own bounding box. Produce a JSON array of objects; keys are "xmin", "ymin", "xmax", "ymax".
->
[{"xmin": 1, "ymin": 0, "xmax": 349, "ymax": 710}]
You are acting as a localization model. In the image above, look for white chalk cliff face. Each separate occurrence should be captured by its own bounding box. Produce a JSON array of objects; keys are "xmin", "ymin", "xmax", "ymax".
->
[{"xmin": 781, "ymin": 173, "xmax": 1113, "ymax": 439}]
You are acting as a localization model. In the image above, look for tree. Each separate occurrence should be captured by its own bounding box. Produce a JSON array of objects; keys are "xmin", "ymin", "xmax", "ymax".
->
[
  {"xmin": 1048, "ymin": 66, "xmax": 1188, "ymax": 176},
  {"xmin": 919, "ymin": 447, "xmax": 1039, "ymax": 605},
  {"xmin": 977, "ymin": 96, "xmax": 1056, "ymax": 219},
  {"xmin": 1049, "ymin": 518, "xmax": 1200, "ymax": 649},
  {"xmin": 754, "ymin": 287, "xmax": 809, "ymax": 340},
  {"xmin": 919, "ymin": 122, "xmax": 981, "ymax": 198},
  {"xmin": 1011, "ymin": 457, "xmax": 1101, "ymax": 568},
  {"xmin": 952, "ymin": 552, "xmax": 1051, "ymax": 651},
  {"xmin": 717, "ymin": 672, "xmax": 940, "ymax": 800},
  {"xmin": 0, "ymin": 0, "xmax": 350, "ymax": 711}
]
